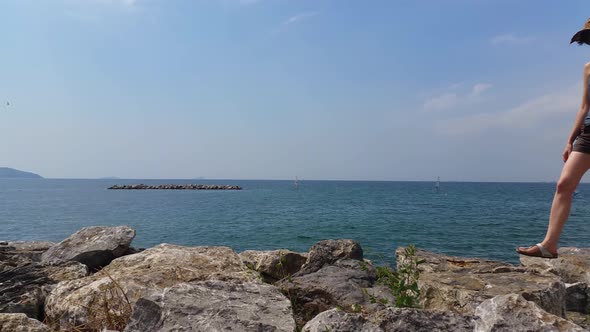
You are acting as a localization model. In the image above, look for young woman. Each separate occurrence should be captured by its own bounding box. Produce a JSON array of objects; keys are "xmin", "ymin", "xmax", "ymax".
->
[{"xmin": 517, "ymin": 18, "xmax": 590, "ymax": 258}]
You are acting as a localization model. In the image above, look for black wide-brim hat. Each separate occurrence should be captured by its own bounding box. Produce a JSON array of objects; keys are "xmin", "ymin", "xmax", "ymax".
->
[{"xmin": 571, "ymin": 18, "xmax": 590, "ymax": 45}]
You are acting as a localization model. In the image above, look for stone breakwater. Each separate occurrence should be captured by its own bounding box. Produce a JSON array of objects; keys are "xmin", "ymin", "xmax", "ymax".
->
[
  {"xmin": 108, "ymin": 184, "xmax": 242, "ymax": 190},
  {"xmin": 2, "ymin": 226, "xmax": 590, "ymax": 331}
]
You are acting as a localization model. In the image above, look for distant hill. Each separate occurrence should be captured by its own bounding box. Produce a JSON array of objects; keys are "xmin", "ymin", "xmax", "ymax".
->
[{"xmin": 0, "ymin": 167, "xmax": 43, "ymax": 179}]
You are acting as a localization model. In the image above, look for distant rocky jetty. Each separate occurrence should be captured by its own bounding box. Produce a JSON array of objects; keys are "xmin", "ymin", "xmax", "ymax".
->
[
  {"xmin": 108, "ymin": 184, "xmax": 242, "ymax": 190},
  {"xmin": 2, "ymin": 226, "xmax": 590, "ymax": 331}
]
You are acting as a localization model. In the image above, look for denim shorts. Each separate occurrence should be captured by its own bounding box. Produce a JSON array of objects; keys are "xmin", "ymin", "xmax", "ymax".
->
[{"xmin": 573, "ymin": 125, "xmax": 590, "ymax": 154}]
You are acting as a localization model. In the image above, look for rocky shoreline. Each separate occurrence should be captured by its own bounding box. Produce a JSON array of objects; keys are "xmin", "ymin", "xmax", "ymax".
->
[
  {"xmin": 107, "ymin": 184, "xmax": 242, "ymax": 190},
  {"xmin": 1, "ymin": 226, "xmax": 590, "ymax": 331}
]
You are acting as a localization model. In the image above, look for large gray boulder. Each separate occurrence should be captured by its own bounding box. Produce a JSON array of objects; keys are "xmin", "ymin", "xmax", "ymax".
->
[
  {"xmin": 520, "ymin": 247, "xmax": 590, "ymax": 284},
  {"xmin": 302, "ymin": 307, "xmax": 476, "ymax": 332},
  {"xmin": 566, "ymin": 311, "xmax": 590, "ymax": 330},
  {"xmin": 45, "ymin": 244, "xmax": 259, "ymax": 330},
  {"xmin": 0, "ymin": 241, "xmax": 55, "ymax": 272},
  {"xmin": 397, "ymin": 247, "xmax": 566, "ymax": 317},
  {"xmin": 124, "ymin": 281, "xmax": 296, "ymax": 332},
  {"xmin": 396, "ymin": 247, "xmax": 513, "ymax": 274},
  {"xmin": 0, "ymin": 262, "xmax": 87, "ymax": 320},
  {"xmin": 474, "ymin": 294, "xmax": 585, "ymax": 332},
  {"xmin": 278, "ymin": 259, "xmax": 377, "ymax": 327},
  {"xmin": 0, "ymin": 313, "xmax": 50, "ymax": 332},
  {"xmin": 41, "ymin": 226, "xmax": 136, "ymax": 270},
  {"xmin": 565, "ymin": 282, "xmax": 589, "ymax": 313},
  {"xmin": 2, "ymin": 241, "xmax": 55, "ymax": 252},
  {"xmin": 298, "ymin": 239, "xmax": 363, "ymax": 275},
  {"xmin": 240, "ymin": 249, "xmax": 307, "ymax": 283},
  {"xmin": 520, "ymin": 247, "xmax": 590, "ymax": 315},
  {"xmin": 417, "ymin": 268, "xmax": 566, "ymax": 317},
  {"xmin": 371, "ymin": 307, "xmax": 476, "ymax": 332},
  {"xmin": 302, "ymin": 308, "xmax": 378, "ymax": 331},
  {"xmin": 277, "ymin": 240, "xmax": 403, "ymax": 327}
]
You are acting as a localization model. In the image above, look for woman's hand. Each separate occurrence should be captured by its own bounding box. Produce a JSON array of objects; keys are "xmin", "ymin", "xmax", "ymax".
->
[{"xmin": 563, "ymin": 143, "xmax": 573, "ymax": 162}]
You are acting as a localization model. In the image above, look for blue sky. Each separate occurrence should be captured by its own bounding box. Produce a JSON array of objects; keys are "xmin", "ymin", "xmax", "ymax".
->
[{"xmin": 1, "ymin": 0, "xmax": 589, "ymax": 181}]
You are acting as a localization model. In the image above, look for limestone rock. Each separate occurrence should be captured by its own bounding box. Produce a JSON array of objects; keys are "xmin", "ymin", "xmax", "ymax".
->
[
  {"xmin": 3, "ymin": 241, "xmax": 55, "ymax": 252},
  {"xmin": 276, "ymin": 240, "xmax": 387, "ymax": 327},
  {"xmin": 45, "ymin": 244, "xmax": 258, "ymax": 330},
  {"xmin": 395, "ymin": 247, "xmax": 512, "ymax": 274},
  {"xmin": 372, "ymin": 307, "xmax": 476, "ymax": 332},
  {"xmin": 474, "ymin": 294, "xmax": 585, "ymax": 332},
  {"xmin": 419, "ymin": 268, "xmax": 566, "ymax": 317},
  {"xmin": 302, "ymin": 307, "xmax": 476, "ymax": 332},
  {"xmin": 240, "ymin": 249, "xmax": 307, "ymax": 282},
  {"xmin": 397, "ymin": 248, "xmax": 567, "ymax": 317},
  {"xmin": 278, "ymin": 259, "xmax": 376, "ymax": 327},
  {"xmin": 566, "ymin": 282, "xmax": 588, "ymax": 313},
  {"xmin": 0, "ymin": 241, "xmax": 55, "ymax": 272},
  {"xmin": 566, "ymin": 311, "xmax": 590, "ymax": 331},
  {"xmin": 0, "ymin": 313, "xmax": 50, "ymax": 332},
  {"xmin": 0, "ymin": 262, "xmax": 87, "ymax": 320},
  {"xmin": 124, "ymin": 281, "xmax": 295, "ymax": 332},
  {"xmin": 520, "ymin": 247, "xmax": 590, "ymax": 316},
  {"xmin": 520, "ymin": 247, "xmax": 590, "ymax": 284},
  {"xmin": 298, "ymin": 239, "xmax": 363, "ymax": 275},
  {"xmin": 302, "ymin": 308, "xmax": 379, "ymax": 332},
  {"xmin": 123, "ymin": 246, "xmax": 144, "ymax": 256},
  {"xmin": 41, "ymin": 226, "xmax": 136, "ymax": 270}
]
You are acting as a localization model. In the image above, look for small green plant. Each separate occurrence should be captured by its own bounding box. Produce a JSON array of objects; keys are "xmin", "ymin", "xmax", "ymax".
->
[
  {"xmin": 275, "ymin": 252, "xmax": 285, "ymax": 275},
  {"xmin": 275, "ymin": 251, "xmax": 294, "ymax": 282},
  {"xmin": 376, "ymin": 244, "xmax": 424, "ymax": 308},
  {"xmin": 358, "ymin": 260, "xmax": 368, "ymax": 271},
  {"xmin": 363, "ymin": 286, "xmax": 389, "ymax": 306},
  {"xmin": 351, "ymin": 303, "xmax": 362, "ymax": 313},
  {"xmin": 369, "ymin": 294, "xmax": 377, "ymax": 304},
  {"xmin": 275, "ymin": 252, "xmax": 300, "ymax": 322}
]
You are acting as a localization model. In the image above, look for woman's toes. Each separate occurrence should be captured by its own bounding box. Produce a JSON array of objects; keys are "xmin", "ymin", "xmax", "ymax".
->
[{"xmin": 517, "ymin": 246, "xmax": 537, "ymax": 254}]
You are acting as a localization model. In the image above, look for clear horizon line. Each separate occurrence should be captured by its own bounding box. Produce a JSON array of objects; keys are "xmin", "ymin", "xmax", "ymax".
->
[{"xmin": 35, "ymin": 177, "xmax": 564, "ymax": 184}]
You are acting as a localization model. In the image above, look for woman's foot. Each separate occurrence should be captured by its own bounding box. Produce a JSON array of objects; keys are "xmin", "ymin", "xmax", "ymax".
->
[{"xmin": 516, "ymin": 243, "xmax": 558, "ymax": 259}]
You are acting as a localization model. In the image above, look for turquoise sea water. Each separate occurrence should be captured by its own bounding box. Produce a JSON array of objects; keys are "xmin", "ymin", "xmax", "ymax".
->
[{"xmin": 2, "ymin": 179, "xmax": 590, "ymax": 265}]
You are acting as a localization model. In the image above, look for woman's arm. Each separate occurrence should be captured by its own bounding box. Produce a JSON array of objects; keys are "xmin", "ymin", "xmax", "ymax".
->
[
  {"xmin": 563, "ymin": 64, "xmax": 590, "ymax": 162},
  {"xmin": 567, "ymin": 64, "xmax": 590, "ymax": 145}
]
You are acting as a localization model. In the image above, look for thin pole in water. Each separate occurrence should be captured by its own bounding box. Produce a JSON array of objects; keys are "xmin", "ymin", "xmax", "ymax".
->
[{"xmin": 435, "ymin": 176, "xmax": 440, "ymax": 193}]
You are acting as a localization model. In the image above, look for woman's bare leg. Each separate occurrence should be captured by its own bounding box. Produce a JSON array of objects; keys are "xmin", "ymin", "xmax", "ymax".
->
[{"xmin": 518, "ymin": 151, "xmax": 590, "ymax": 256}]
